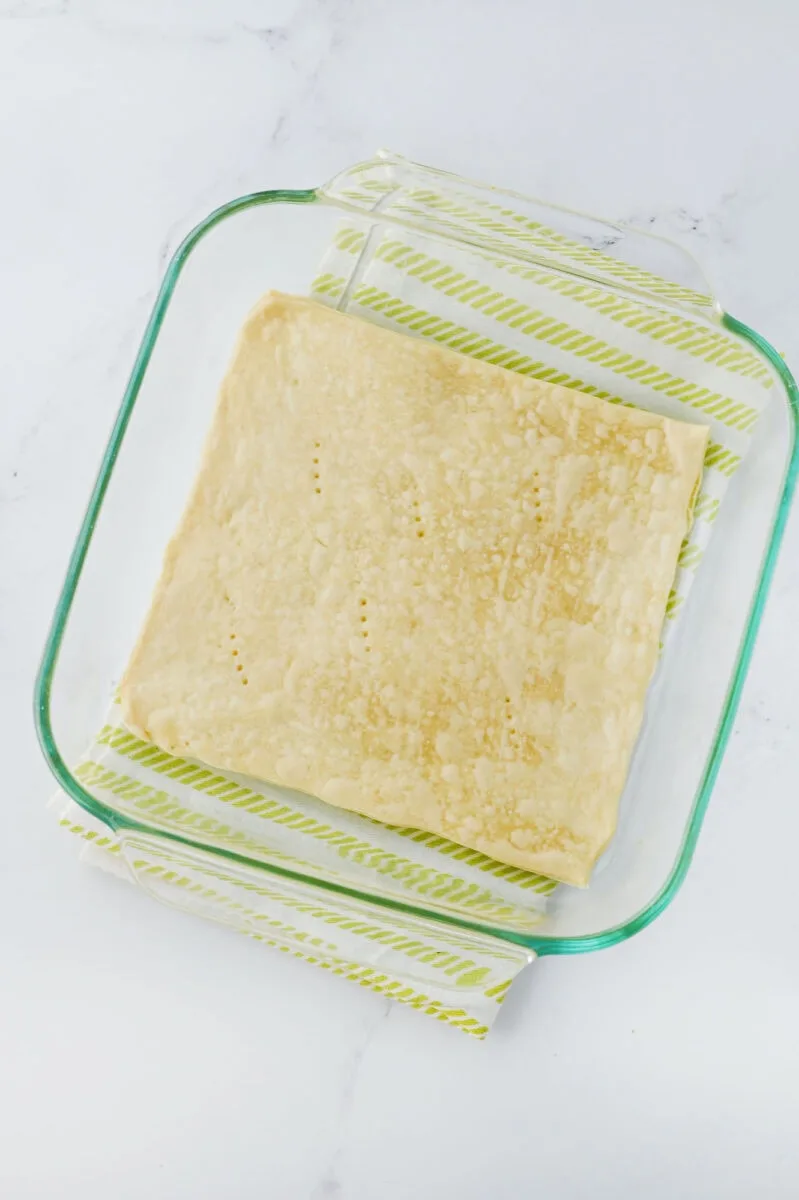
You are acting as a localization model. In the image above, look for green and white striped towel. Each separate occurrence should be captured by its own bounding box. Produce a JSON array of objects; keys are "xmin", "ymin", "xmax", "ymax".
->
[{"xmin": 54, "ymin": 155, "xmax": 771, "ymax": 1036}]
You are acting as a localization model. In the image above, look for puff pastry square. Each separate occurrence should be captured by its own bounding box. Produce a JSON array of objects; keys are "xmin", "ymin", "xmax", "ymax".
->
[{"xmin": 121, "ymin": 293, "xmax": 708, "ymax": 885}]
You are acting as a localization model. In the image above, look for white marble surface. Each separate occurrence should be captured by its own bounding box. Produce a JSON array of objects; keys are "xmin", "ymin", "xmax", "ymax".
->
[{"xmin": 3, "ymin": 1, "xmax": 799, "ymax": 1196}]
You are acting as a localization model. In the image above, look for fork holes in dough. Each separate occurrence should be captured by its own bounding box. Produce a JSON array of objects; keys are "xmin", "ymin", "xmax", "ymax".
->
[
  {"xmin": 413, "ymin": 499, "xmax": 425, "ymax": 537},
  {"xmin": 505, "ymin": 697, "xmax": 519, "ymax": 747}
]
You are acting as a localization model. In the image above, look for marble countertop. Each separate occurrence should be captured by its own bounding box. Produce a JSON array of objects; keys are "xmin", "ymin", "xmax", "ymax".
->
[{"xmin": 3, "ymin": 1, "xmax": 799, "ymax": 1197}]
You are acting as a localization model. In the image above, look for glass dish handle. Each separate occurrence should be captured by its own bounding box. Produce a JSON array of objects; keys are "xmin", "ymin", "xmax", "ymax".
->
[
  {"xmin": 319, "ymin": 149, "xmax": 720, "ymax": 319},
  {"xmin": 117, "ymin": 829, "xmax": 535, "ymax": 1025}
]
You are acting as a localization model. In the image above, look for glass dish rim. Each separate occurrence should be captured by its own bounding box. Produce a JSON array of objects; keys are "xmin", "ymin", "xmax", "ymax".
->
[{"xmin": 33, "ymin": 185, "xmax": 799, "ymax": 957}]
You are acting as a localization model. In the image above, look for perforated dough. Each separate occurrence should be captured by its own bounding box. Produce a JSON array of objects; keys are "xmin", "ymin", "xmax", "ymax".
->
[{"xmin": 121, "ymin": 292, "xmax": 708, "ymax": 886}]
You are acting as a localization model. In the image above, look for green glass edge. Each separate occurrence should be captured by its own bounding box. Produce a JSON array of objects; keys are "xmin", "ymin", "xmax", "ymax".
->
[{"xmin": 33, "ymin": 188, "xmax": 799, "ymax": 957}]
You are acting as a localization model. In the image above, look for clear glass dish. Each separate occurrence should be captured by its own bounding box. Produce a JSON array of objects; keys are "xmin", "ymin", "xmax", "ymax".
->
[{"xmin": 35, "ymin": 153, "xmax": 798, "ymax": 956}]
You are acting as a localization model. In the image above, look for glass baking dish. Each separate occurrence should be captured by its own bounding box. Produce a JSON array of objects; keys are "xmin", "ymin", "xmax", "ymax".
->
[{"xmin": 35, "ymin": 153, "xmax": 798, "ymax": 957}]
